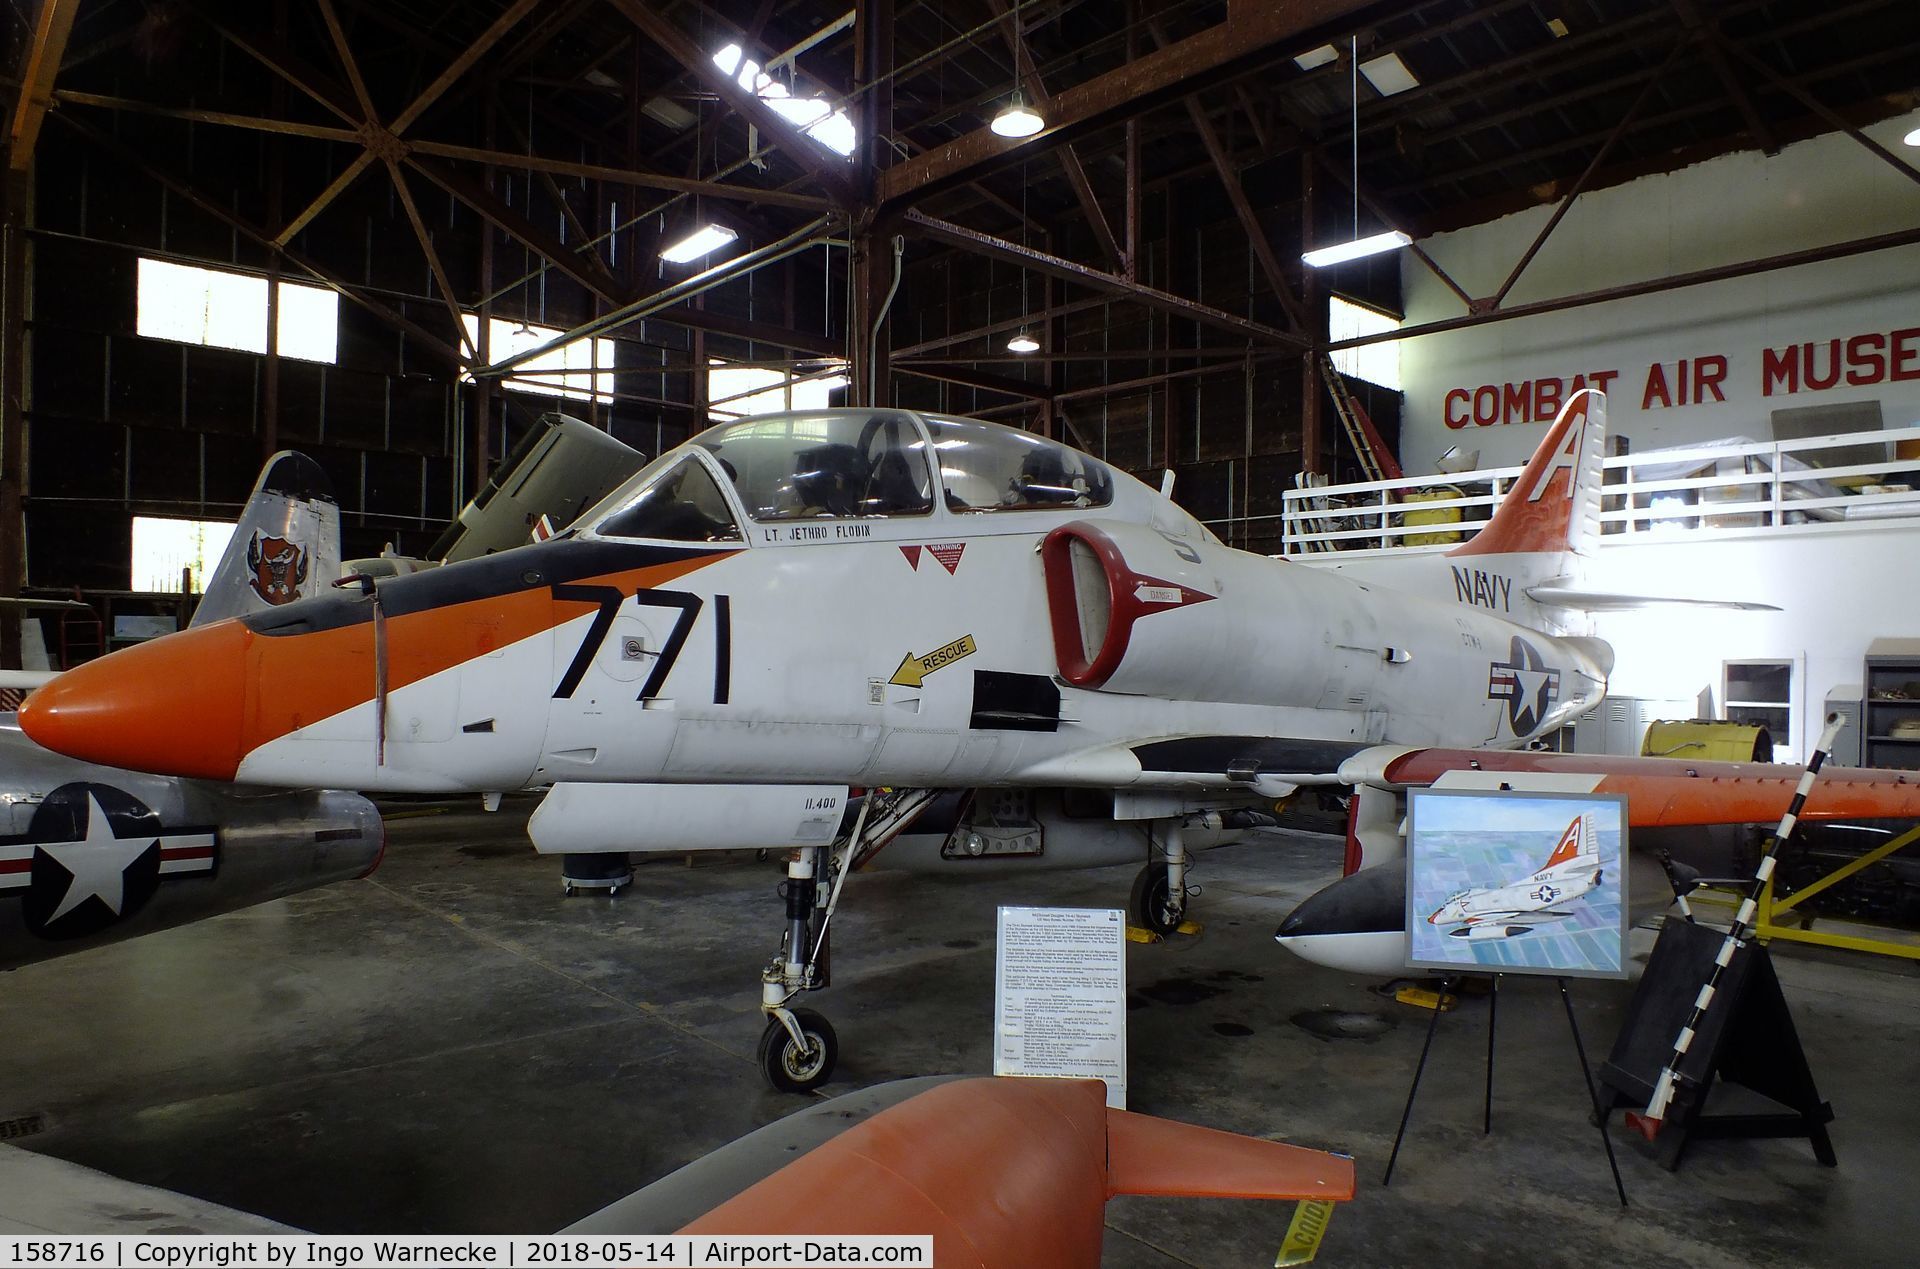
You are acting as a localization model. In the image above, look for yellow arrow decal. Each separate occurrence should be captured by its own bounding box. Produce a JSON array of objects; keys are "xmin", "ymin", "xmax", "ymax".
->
[{"xmin": 889, "ymin": 634, "xmax": 978, "ymax": 688}]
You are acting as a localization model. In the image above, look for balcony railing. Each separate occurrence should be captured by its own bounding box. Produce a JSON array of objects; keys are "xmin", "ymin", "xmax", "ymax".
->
[{"xmin": 1271, "ymin": 423, "xmax": 1920, "ymax": 558}]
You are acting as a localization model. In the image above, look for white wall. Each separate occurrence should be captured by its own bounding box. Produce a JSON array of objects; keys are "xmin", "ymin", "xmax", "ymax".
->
[{"xmin": 1396, "ymin": 114, "xmax": 1920, "ymax": 473}]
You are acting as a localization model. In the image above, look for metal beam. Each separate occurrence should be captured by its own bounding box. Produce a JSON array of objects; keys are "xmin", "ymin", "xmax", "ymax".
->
[
  {"xmin": 1330, "ymin": 226, "xmax": 1920, "ymax": 352},
  {"xmin": 408, "ymin": 157, "xmax": 624, "ymax": 304},
  {"xmin": 8, "ymin": 0, "xmax": 83, "ymax": 169},
  {"xmin": 876, "ymin": 0, "xmax": 1375, "ymax": 210},
  {"xmin": 604, "ymin": 0, "xmax": 860, "ymax": 208},
  {"xmin": 984, "ymin": 0, "xmax": 1124, "ymax": 273},
  {"xmin": 893, "ymin": 362, "xmax": 1052, "ymax": 401},
  {"xmin": 904, "ymin": 212, "xmax": 1307, "ymax": 349}
]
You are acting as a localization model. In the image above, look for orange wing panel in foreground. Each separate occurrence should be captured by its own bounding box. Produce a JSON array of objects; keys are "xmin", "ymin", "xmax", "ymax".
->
[
  {"xmin": 681, "ymin": 1077, "xmax": 1355, "ymax": 1269},
  {"xmin": 1106, "ymin": 1109, "xmax": 1357, "ymax": 1201}
]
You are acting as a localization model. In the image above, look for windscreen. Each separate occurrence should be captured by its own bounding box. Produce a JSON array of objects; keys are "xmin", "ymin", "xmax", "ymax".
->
[{"xmin": 693, "ymin": 412, "xmax": 933, "ymax": 521}]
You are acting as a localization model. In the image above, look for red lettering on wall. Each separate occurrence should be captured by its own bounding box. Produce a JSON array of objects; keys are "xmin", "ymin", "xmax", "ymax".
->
[
  {"xmin": 1762, "ymin": 346, "xmax": 1797, "ymax": 396},
  {"xmin": 1533, "ymin": 378, "xmax": 1563, "ymax": 420},
  {"xmin": 1502, "ymin": 382, "xmax": 1530, "ymax": 424},
  {"xmin": 1844, "ymin": 334, "xmax": 1887, "ymax": 386},
  {"xmin": 1472, "ymin": 385, "xmax": 1499, "ymax": 426},
  {"xmin": 1444, "ymin": 388, "xmax": 1470, "ymax": 428},
  {"xmin": 1586, "ymin": 370, "xmax": 1620, "ymax": 396},
  {"xmin": 1804, "ymin": 339, "xmax": 1842, "ymax": 391},
  {"xmin": 1642, "ymin": 363, "xmax": 1672, "ymax": 410},
  {"xmin": 1892, "ymin": 328, "xmax": 1920, "ymax": 382},
  {"xmin": 1694, "ymin": 355, "xmax": 1728, "ymax": 402}
]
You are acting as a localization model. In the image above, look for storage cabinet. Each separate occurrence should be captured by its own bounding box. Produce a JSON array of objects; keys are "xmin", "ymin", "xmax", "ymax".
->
[{"xmin": 1862, "ymin": 639, "xmax": 1920, "ymax": 770}]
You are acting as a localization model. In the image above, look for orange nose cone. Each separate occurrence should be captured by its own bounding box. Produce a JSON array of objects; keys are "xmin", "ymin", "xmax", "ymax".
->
[{"xmin": 19, "ymin": 620, "xmax": 251, "ymax": 781}]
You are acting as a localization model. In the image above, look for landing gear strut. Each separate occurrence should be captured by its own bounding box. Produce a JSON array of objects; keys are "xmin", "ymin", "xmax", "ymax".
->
[
  {"xmin": 1130, "ymin": 822, "xmax": 1191, "ymax": 936},
  {"xmin": 755, "ymin": 789, "xmax": 939, "ymax": 1093}
]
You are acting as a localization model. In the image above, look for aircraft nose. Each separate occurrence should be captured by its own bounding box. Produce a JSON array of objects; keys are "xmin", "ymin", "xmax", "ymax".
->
[{"xmin": 19, "ymin": 620, "xmax": 250, "ymax": 781}]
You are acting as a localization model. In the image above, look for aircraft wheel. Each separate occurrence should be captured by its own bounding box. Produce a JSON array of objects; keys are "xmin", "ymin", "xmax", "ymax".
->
[
  {"xmin": 1131, "ymin": 862, "xmax": 1184, "ymax": 936},
  {"xmin": 758, "ymin": 1008, "xmax": 837, "ymax": 1093}
]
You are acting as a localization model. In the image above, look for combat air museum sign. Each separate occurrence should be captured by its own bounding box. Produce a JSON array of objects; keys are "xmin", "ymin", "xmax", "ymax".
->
[{"xmin": 1441, "ymin": 324, "xmax": 1920, "ymax": 430}]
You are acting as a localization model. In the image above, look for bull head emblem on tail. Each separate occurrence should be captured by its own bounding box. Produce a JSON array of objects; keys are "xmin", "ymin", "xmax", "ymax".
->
[{"xmin": 246, "ymin": 532, "xmax": 308, "ymax": 605}]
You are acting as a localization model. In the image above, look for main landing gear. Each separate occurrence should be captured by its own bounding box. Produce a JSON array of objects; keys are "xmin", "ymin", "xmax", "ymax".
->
[
  {"xmin": 1130, "ymin": 820, "xmax": 1193, "ymax": 936},
  {"xmin": 757, "ymin": 788, "xmax": 937, "ymax": 1093}
]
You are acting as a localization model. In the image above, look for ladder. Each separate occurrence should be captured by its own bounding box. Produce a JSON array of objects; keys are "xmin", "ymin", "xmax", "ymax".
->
[{"xmin": 1317, "ymin": 354, "xmax": 1402, "ymax": 485}]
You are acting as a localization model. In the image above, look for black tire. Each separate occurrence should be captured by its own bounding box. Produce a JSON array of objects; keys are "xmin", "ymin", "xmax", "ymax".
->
[
  {"xmin": 1131, "ymin": 862, "xmax": 1183, "ymax": 936},
  {"xmin": 757, "ymin": 1008, "xmax": 837, "ymax": 1093}
]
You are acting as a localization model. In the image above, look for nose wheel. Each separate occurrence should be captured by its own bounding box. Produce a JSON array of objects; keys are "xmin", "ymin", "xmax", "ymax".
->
[
  {"xmin": 757, "ymin": 1008, "xmax": 837, "ymax": 1093},
  {"xmin": 1130, "ymin": 822, "xmax": 1193, "ymax": 936}
]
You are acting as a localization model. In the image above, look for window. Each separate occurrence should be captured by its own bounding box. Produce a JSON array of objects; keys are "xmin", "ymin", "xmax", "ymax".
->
[
  {"xmin": 131, "ymin": 515, "xmax": 236, "ymax": 593},
  {"xmin": 1726, "ymin": 660, "xmax": 1793, "ymax": 760},
  {"xmin": 712, "ymin": 45, "xmax": 857, "ymax": 156},
  {"xmin": 923, "ymin": 415, "xmax": 1115, "ymax": 512},
  {"xmin": 693, "ymin": 412, "xmax": 932, "ymax": 520},
  {"xmin": 461, "ymin": 316, "xmax": 615, "ymax": 403},
  {"xmin": 1329, "ymin": 295, "xmax": 1401, "ymax": 391},
  {"xmin": 137, "ymin": 258, "xmax": 338, "ymax": 363},
  {"xmin": 597, "ymin": 456, "xmax": 742, "ymax": 543},
  {"xmin": 707, "ymin": 360, "xmax": 849, "ymax": 420}
]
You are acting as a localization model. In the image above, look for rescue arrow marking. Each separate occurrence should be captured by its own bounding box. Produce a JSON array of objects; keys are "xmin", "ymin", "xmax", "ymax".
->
[{"xmin": 889, "ymin": 634, "xmax": 978, "ymax": 688}]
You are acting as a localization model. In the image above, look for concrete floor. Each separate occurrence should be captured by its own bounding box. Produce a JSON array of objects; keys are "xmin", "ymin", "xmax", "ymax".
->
[{"xmin": 1, "ymin": 801, "xmax": 1917, "ymax": 1266}]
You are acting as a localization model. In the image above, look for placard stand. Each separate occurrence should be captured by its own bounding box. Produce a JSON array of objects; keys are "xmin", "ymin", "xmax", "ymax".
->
[
  {"xmin": 1595, "ymin": 918, "xmax": 1834, "ymax": 1172},
  {"xmin": 1383, "ymin": 974, "xmax": 1628, "ymax": 1207}
]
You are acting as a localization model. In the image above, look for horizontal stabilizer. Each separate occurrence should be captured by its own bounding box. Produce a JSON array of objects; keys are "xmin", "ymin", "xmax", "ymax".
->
[
  {"xmin": 1527, "ymin": 584, "xmax": 1778, "ymax": 612},
  {"xmin": 1106, "ymin": 1108, "xmax": 1356, "ymax": 1201}
]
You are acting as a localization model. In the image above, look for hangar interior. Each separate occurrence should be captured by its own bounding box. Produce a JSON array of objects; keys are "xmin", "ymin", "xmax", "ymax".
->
[{"xmin": 2, "ymin": 0, "xmax": 1919, "ymax": 1264}]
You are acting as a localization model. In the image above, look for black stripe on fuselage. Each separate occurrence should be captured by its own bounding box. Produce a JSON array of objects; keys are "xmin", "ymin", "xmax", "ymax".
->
[
  {"xmin": 1131, "ymin": 735, "xmax": 1372, "ymax": 777},
  {"xmin": 240, "ymin": 539, "xmax": 735, "ymax": 637}
]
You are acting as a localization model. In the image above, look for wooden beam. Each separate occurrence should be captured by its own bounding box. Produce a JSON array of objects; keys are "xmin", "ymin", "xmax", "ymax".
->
[{"xmin": 8, "ymin": 0, "xmax": 84, "ymax": 169}]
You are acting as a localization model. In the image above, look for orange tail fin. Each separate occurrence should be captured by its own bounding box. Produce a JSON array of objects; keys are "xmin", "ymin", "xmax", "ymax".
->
[
  {"xmin": 1541, "ymin": 817, "xmax": 1585, "ymax": 870},
  {"xmin": 1450, "ymin": 390, "xmax": 1603, "ymax": 558}
]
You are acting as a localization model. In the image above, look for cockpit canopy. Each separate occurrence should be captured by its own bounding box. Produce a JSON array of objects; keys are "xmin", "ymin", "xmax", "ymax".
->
[{"xmin": 587, "ymin": 409, "xmax": 1122, "ymax": 541}]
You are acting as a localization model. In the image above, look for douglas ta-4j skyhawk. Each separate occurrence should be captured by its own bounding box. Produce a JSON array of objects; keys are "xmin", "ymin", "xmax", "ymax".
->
[
  {"xmin": 23, "ymin": 391, "xmax": 1920, "ymax": 1090},
  {"xmin": 1427, "ymin": 812, "xmax": 1604, "ymax": 942}
]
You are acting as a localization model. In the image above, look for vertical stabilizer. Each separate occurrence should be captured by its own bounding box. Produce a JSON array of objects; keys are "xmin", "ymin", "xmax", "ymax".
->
[
  {"xmin": 191, "ymin": 452, "xmax": 341, "ymax": 628},
  {"xmin": 1450, "ymin": 389, "xmax": 1605, "ymax": 560}
]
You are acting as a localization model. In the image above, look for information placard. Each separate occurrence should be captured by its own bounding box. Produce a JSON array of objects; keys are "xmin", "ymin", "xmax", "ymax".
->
[{"xmin": 993, "ymin": 906, "xmax": 1128, "ymax": 1107}]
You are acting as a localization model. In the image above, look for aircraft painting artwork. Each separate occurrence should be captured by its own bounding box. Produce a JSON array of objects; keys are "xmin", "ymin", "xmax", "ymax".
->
[
  {"xmin": 1406, "ymin": 790, "xmax": 1627, "ymax": 979},
  {"xmin": 21, "ymin": 391, "xmax": 1920, "ymax": 1089}
]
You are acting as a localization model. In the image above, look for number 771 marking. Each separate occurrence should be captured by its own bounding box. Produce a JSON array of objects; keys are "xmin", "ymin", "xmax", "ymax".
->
[{"xmin": 550, "ymin": 585, "xmax": 730, "ymax": 703}]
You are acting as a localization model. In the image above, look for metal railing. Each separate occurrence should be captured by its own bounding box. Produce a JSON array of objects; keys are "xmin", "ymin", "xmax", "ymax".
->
[{"xmin": 1277, "ymin": 423, "xmax": 1920, "ymax": 557}]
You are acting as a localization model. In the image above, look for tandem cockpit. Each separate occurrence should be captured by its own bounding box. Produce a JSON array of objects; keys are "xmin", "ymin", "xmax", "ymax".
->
[{"xmin": 576, "ymin": 409, "xmax": 1206, "ymax": 546}]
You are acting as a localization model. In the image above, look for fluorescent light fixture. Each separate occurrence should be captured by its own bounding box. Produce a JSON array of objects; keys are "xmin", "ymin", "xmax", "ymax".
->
[
  {"xmin": 1359, "ymin": 52, "xmax": 1419, "ymax": 96},
  {"xmin": 1293, "ymin": 45, "xmax": 1338, "ymax": 71},
  {"xmin": 991, "ymin": 91, "xmax": 1045, "ymax": 138},
  {"xmin": 661, "ymin": 224, "xmax": 739, "ymax": 264},
  {"xmin": 1301, "ymin": 229, "xmax": 1412, "ymax": 268},
  {"xmin": 1006, "ymin": 329, "xmax": 1040, "ymax": 354},
  {"xmin": 1546, "ymin": 17, "xmax": 1570, "ymax": 37},
  {"xmin": 1905, "ymin": 126, "xmax": 1920, "ymax": 147}
]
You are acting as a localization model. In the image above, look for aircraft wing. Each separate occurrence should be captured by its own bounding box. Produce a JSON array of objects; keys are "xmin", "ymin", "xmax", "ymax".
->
[{"xmin": 1340, "ymin": 746, "xmax": 1920, "ymax": 828}]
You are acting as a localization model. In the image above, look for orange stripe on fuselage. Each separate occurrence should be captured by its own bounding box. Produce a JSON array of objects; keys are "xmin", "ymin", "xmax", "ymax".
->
[{"xmin": 237, "ymin": 554, "xmax": 722, "ymax": 759}]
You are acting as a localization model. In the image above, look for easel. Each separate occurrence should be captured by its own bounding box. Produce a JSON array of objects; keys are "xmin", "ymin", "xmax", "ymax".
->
[
  {"xmin": 1596, "ymin": 919, "xmax": 1835, "ymax": 1171},
  {"xmin": 1383, "ymin": 974, "xmax": 1628, "ymax": 1207}
]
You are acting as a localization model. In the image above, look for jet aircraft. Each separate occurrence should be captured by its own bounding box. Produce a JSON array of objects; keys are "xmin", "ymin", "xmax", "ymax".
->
[
  {"xmin": 1426, "ymin": 812, "xmax": 1603, "ymax": 941},
  {"xmin": 22, "ymin": 393, "xmax": 1920, "ymax": 1089},
  {"xmin": 0, "ymin": 453, "xmax": 380, "ymax": 970}
]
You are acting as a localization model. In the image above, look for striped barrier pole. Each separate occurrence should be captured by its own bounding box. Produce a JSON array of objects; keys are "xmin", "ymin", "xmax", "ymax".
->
[{"xmin": 1639, "ymin": 711, "xmax": 1845, "ymax": 1127}]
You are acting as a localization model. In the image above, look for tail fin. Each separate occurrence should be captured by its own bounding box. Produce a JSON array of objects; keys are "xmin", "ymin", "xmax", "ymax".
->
[
  {"xmin": 191, "ymin": 452, "xmax": 341, "ymax": 627},
  {"xmin": 1541, "ymin": 815, "xmax": 1590, "ymax": 871},
  {"xmin": 1451, "ymin": 390, "xmax": 1604, "ymax": 559}
]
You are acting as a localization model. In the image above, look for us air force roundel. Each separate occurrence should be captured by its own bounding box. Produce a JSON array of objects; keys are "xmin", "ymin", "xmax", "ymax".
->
[{"xmin": 0, "ymin": 783, "xmax": 217, "ymax": 940}]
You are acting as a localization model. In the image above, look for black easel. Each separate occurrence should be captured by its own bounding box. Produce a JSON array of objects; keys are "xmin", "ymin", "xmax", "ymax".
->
[
  {"xmin": 1384, "ymin": 974, "xmax": 1628, "ymax": 1207},
  {"xmin": 1596, "ymin": 919, "xmax": 1835, "ymax": 1171}
]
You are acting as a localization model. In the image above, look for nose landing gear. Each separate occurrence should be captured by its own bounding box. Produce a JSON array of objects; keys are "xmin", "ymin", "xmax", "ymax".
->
[
  {"xmin": 1130, "ymin": 821, "xmax": 1192, "ymax": 936},
  {"xmin": 755, "ymin": 788, "xmax": 938, "ymax": 1093}
]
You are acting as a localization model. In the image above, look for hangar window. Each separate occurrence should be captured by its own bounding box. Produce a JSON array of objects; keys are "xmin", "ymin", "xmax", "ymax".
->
[
  {"xmin": 1329, "ymin": 295, "xmax": 1401, "ymax": 391},
  {"xmin": 923, "ymin": 415, "xmax": 1114, "ymax": 512},
  {"xmin": 130, "ymin": 515, "xmax": 236, "ymax": 594},
  {"xmin": 707, "ymin": 359, "xmax": 849, "ymax": 419},
  {"xmin": 694, "ymin": 412, "xmax": 932, "ymax": 520},
  {"xmin": 595, "ymin": 456, "xmax": 742, "ymax": 543},
  {"xmin": 459, "ymin": 316, "xmax": 614, "ymax": 403},
  {"xmin": 136, "ymin": 258, "xmax": 338, "ymax": 363}
]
